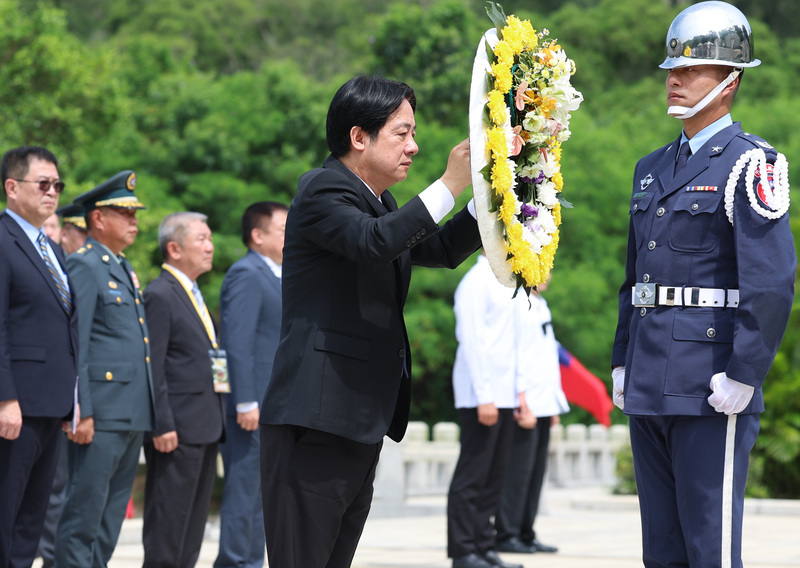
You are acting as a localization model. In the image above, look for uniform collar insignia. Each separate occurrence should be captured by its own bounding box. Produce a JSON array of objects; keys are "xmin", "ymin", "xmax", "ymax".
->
[
  {"xmin": 712, "ymin": 146, "xmax": 723, "ymax": 153},
  {"xmin": 640, "ymin": 174, "xmax": 654, "ymax": 190}
]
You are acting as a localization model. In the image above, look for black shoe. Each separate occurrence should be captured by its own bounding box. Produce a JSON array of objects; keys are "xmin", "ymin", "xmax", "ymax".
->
[
  {"xmin": 453, "ymin": 552, "xmax": 494, "ymax": 568},
  {"xmin": 495, "ymin": 537, "xmax": 535, "ymax": 554},
  {"xmin": 530, "ymin": 538, "xmax": 558, "ymax": 553},
  {"xmin": 483, "ymin": 550, "xmax": 523, "ymax": 568}
]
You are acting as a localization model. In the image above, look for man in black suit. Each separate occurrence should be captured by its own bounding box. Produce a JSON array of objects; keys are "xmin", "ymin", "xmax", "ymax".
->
[
  {"xmin": 142, "ymin": 211, "xmax": 226, "ymax": 568},
  {"xmin": 259, "ymin": 75, "xmax": 481, "ymax": 568},
  {"xmin": 0, "ymin": 146, "xmax": 78, "ymax": 568},
  {"xmin": 215, "ymin": 201, "xmax": 287, "ymax": 568}
]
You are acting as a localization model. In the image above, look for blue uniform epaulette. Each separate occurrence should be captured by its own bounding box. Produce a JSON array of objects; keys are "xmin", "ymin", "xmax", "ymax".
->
[{"xmin": 740, "ymin": 131, "xmax": 775, "ymax": 150}]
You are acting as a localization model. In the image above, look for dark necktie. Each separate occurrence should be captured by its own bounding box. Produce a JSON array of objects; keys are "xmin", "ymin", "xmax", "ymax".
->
[
  {"xmin": 675, "ymin": 142, "xmax": 691, "ymax": 175},
  {"xmin": 37, "ymin": 232, "xmax": 73, "ymax": 315}
]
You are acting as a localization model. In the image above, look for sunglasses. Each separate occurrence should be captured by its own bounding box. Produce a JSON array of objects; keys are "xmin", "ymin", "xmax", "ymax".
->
[{"xmin": 14, "ymin": 178, "xmax": 66, "ymax": 193}]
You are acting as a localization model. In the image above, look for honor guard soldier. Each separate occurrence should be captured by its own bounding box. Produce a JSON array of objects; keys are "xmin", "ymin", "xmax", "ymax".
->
[
  {"xmin": 54, "ymin": 170, "xmax": 157, "ymax": 568},
  {"xmin": 611, "ymin": 3, "xmax": 796, "ymax": 567}
]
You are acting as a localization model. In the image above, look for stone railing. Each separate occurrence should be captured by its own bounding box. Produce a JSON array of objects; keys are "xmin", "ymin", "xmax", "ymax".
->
[{"xmin": 373, "ymin": 421, "xmax": 630, "ymax": 506}]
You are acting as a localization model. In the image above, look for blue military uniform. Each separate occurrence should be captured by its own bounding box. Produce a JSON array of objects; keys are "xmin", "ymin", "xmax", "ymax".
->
[
  {"xmin": 54, "ymin": 171, "xmax": 156, "ymax": 568},
  {"xmin": 612, "ymin": 121, "xmax": 795, "ymax": 567}
]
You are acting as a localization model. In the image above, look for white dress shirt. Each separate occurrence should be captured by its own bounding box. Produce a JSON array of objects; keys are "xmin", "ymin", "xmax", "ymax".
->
[
  {"xmin": 523, "ymin": 293, "xmax": 569, "ymax": 417},
  {"xmin": 453, "ymin": 255, "xmax": 541, "ymax": 409}
]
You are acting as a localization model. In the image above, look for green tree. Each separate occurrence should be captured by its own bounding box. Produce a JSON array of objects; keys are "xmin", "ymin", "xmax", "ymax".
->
[{"xmin": 0, "ymin": 1, "xmax": 125, "ymax": 171}]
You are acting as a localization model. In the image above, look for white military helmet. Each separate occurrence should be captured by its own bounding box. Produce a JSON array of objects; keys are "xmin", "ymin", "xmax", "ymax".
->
[{"xmin": 659, "ymin": 1, "xmax": 760, "ymax": 70}]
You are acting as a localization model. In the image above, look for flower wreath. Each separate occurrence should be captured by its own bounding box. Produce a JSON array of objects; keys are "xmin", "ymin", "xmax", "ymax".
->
[{"xmin": 469, "ymin": 2, "xmax": 583, "ymax": 292}]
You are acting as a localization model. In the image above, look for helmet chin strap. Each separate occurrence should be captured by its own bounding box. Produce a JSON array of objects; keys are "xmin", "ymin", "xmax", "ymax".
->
[{"xmin": 667, "ymin": 69, "xmax": 741, "ymax": 120}]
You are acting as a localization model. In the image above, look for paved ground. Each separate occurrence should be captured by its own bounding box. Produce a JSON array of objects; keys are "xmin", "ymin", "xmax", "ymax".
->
[{"xmin": 49, "ymin": 485, "xmax": 800, "ymax": 568}]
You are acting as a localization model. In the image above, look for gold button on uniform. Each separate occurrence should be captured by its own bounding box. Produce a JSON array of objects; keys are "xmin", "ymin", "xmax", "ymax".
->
[
  {"xmin": 116, "ymin": 297, "xmax": 121, "ymax": 303},
  {"xmin": 139, "ymin": 318, "xmax": 144, "ymax": 325},
  {"xmin": 135, "ymin": 298, "xmax": 140, "ymax": 304},
  {"xmin": 144, "ymin": 337, "xmax": 149, "ymax": 344},
  {"xmin": 105, "ymin": 371, "xmax": 113, "ymax": 380},
  {"xmin": 146, "ymin": 356, "xmax": 150, "ymax": 363}
]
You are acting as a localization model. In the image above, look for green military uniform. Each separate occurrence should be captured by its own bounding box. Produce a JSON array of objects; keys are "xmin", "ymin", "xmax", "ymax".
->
[{"xmin": 54, "ymin": 171, "xmax": 156, "ymax": 568}]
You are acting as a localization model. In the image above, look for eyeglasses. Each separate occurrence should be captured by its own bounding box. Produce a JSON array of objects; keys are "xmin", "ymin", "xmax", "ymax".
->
[{"xmin": 13, "ymin": 178, "xmax": 66, "ymax": 193}]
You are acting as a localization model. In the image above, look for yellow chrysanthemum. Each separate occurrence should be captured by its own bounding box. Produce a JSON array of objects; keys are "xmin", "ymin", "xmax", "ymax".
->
[
  {"xmin": 491, "ymin": 63, "xmax": 513, "ymax": 94},
  {"xmin": 502, "ymin": 16, "xmax": 526, "ymax": 54},
  {"xmin": 493, "ymin": 40, "xmax": 514, "ymax": 69},
  {"xmin": 520, "ymin": 20, "xmax": 537, "ymax": 48},
  {"xmin": 486, "ymin": 126, "xmax": 509, "ymax": 161},
  {"xmin": 498, "ymin": 191, "xmax": 518, "ymax": 226},
  {"xmin": 550, "ymin": 142, "xmax": 563, "ymax": 161},
  {"xmin": 553, "ymin": 170, "xmax": 564, "ymax": 191},
  {"xmin": 491, "ymin": 167, "xmax": 514, "ymax": 200},
  {"xmin": 487, "ymin": 90, "xmax": 507, "ymax": 126},
  {"xmin": 553, "ymin": 202, "xmax": 562, "ymax": 226},
  {"xmin": 539, "ymin": 233, "xmax": 559, "ymax": 277}
]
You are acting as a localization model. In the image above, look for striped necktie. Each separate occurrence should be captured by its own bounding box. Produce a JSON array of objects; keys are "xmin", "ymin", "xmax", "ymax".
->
[{"xmin": 37, "ymin": 232, "xmax": 73, "ymax": 315}]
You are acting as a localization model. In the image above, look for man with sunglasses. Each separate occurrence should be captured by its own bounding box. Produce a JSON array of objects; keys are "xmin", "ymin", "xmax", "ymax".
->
[
  {"xmin": 54, "ymin": 171, "xmax": 157, "ymax": 568},
  {"xmin": 0, "ymin": 146, "xmax": 79, "ymax": 567}
]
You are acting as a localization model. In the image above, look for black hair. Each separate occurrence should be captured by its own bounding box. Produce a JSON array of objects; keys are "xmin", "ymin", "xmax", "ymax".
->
[
  {"xmin": 1, "ymin": 146, "xmax": 59, "ymax": 186},
  {"xmin": 241, "ymin": 201, "xmax": 288, "ymax": 246},
  {"xmin": 326, "ymin": 76, "xmax": 416, "ymax": 158}
]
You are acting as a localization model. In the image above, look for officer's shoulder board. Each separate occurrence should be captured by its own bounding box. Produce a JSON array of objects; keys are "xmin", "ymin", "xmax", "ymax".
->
[{"xmin": 741, "ymin": 131, "xmax": 775, "ymax": 151}]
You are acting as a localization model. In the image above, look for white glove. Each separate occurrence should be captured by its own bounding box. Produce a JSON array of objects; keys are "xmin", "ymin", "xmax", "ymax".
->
[
  {"xmin": 707, "ymin": 372, "xmax": 754, "ymax": 415},
  {"xmin": 612, "ymin": 366, "xmax": 625, "ymax": 410}
]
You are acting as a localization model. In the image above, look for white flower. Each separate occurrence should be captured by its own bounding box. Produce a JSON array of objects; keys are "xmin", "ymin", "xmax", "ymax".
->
[
  {"xmin": 523, "ymin": 111, "xmax": 547, "ymax": 134},
  {"xmin": 518, "ymin": 162, "xmax": 542, "ymax": 180},
  {"xmin": 539, "ymin": 154, "xmax": 560, "ymax": 178},
  {"xmin": 556, "ymin": 128, "xmax": 572, "ymax": 142},
  {"xmin": 521, "ymin": 224, "xmax": 545, "ymax": 253},
  {"xmin": 537, "ymin": 181, "xmax": 559, "ymax": 208},
  {"xmin": 536, "ymin": 207, "xmax": 557, "ymax": 233}
]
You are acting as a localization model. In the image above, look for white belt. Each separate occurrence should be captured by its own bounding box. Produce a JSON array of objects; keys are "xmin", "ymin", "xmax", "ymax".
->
[{"xmin": 632, "ymin": 283, "xmax": 739, "ymax": 308}]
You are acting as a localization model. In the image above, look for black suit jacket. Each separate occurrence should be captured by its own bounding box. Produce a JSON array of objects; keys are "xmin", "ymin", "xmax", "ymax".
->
[
  {"xmin": 143, "ymin": 269, "xmax": 224, "ymax": 445},
  {"xmin": 261, "ymin": 155, "xmax": 481, "ymax": 444},
  {"xmin": 0, "ymin": 212, "xmax": 78, "ymax": 417}
]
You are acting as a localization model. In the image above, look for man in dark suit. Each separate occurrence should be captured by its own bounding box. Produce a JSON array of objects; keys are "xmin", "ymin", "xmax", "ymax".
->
[
  {"xmin": 142, "ymin": 211, "xmax": 225, "ymax": 567},
  {"xmin": 0, "ymin": 145, "xmax": 78, "ymax": 568},
  {"xmin": 259, "ymin": 75, "xmax": 481, "ymax": 568},
  {"xmin": 215, "ymin": 201, "xmax": 287, "ymax": 568},
  {"xmin": 55, "ymin": 171, "xmax": 156, "ymax": 568}
]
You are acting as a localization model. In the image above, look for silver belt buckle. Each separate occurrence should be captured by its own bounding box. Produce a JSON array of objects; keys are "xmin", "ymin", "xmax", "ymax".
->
[{"xmin": 634, "ymin": 282, "xmax": 659, "ymax": 307}]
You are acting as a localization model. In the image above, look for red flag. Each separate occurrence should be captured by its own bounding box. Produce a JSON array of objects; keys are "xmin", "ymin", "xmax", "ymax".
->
[
  {"xmin": 559, "ymin": 345, "xmax": 613, "ymax": 427},
  {"xmin": 125, "ymin": 496, "xmax": 135, "ymax": 519}
]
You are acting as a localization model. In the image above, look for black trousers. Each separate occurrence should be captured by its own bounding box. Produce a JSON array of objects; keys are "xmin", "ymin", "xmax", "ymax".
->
[
  {"xmin": 495, "ymin": 417, "xmax": 552, "ymax": 544},
  {"xmin": 142, "ymin": 441, "xmax": 220, "ymax": 568},
  {"xmin": 447, "ymin": 408, "xmax": 515, "ymax": 558},
  {"xmin": 260, "ymin": 424, "xmax": 382, "ymax": 568},
  {"xmin": 0, "ymin": 416, "xmax": 62, "ymax": 568}
]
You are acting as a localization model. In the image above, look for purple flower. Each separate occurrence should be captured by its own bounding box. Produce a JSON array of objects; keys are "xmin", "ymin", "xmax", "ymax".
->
[
  {"xmin": 533, "ymin": 170, "xmax": 546, "ymax": 184},
  {"xmin": 521, "ymin": 203, "xmax": 539, "ymax": 218}
]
